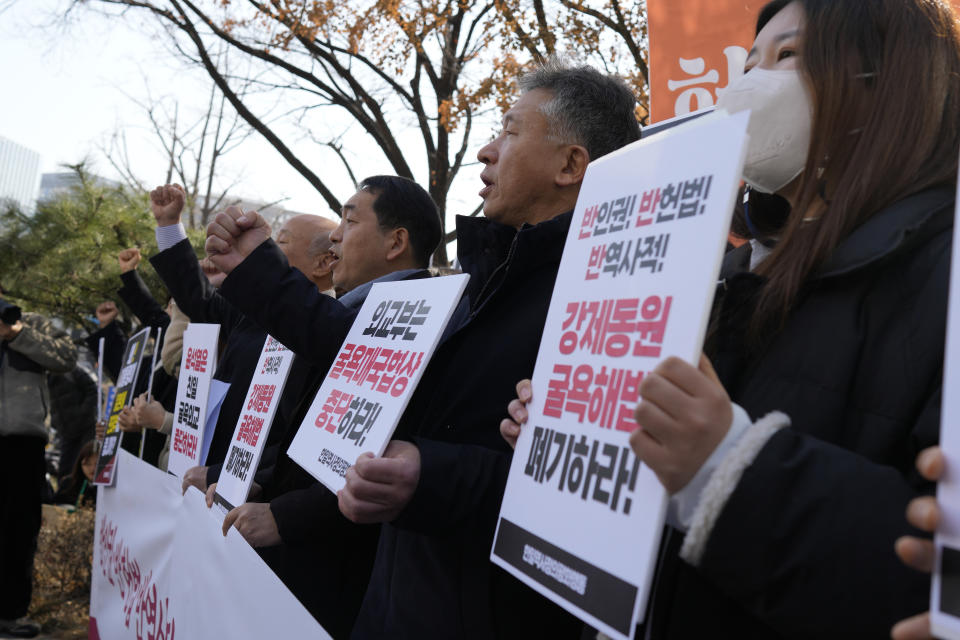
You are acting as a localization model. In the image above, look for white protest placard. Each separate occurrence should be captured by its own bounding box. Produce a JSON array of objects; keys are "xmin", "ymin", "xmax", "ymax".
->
[
  {"xmin": 213, "ymin": 335, "xmax": 296, "ymax": 511},
  {"xmin": 90, "ymin": 450, "xmax": 331, "ymax": 640},
  {"xmin": 166, "ymin": 323, "xmax": 221, "ymax": 479},
  {"xmin": 288, "ymin": 274, "xmax": 469, "ymax": 493},
  {"xmin": 490, "ymin": 110, "xmax": 750, "ymax": 640},
  {"xmin": 930, "ymin": 160, "xmax": 960, "ymax": 639},
  {"xmin": 96, "ymin": 337, "xmax": 105, "ymax": 422},
  {"xmin": 94, "ymin": 327, "xmax": 151, "ymax": 487}
]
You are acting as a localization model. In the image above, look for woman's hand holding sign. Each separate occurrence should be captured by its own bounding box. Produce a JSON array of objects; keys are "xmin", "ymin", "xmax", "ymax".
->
[
  {"xmin": 500, "ymin": 356, "xmax": 733, "ymax": 495},
  {"xmin": 629, "ymin": 354, "xmax": 733, "ymax": 494},
  {"xmin": 890, "ymin": 446, "xmax": 944, "ymax": 640}
]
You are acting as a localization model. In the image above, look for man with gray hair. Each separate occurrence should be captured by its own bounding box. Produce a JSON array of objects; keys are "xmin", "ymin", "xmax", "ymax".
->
[{"xmin": 336, "ymin": 60, "xmax": 640, "ymax": 639}]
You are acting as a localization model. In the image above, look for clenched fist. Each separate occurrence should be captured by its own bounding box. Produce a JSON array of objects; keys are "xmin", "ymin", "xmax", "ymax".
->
[
  {"xmin": 150, "ymin": 184, "xmax": 186, "ymax": 226},
  {"xmin": 118, "ymin": 247, "xmax": 142, "ymax": 273}
]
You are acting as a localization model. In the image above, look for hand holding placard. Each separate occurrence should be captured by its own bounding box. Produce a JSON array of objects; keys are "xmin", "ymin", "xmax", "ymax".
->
[
  {"xmin": 491, "ymin": 110, "xmax": 750, "ymax": 639},
  {"xmin": 339, "ymin": 440, "xmax": 421, "ymax": 523},
  {"xmin": 630, "ymin": 354, "xmax": 732, "ymax": 494},
  {"xmin": 891, "ymin": 447, "xmax": 943, "ymax": 640},
  {"xmin": 182, "ymin": 465, "xmax": 209, "ymax": 495},
  {"xmin": 221, "ymin": 502, "xmax": 282, "ymax": 547},
  {"xmin": 287, "ymin": 274, "xmax": 469, "ymax": 494},
  {"xmin": 501, "ymin": 379, "xmax": 533, "ymax": 449}
]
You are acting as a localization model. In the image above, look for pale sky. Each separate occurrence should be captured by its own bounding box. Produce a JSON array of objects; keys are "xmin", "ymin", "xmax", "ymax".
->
[{"xmin": 0, "ymin": 0, "xmax": 484, "ymax": 237}]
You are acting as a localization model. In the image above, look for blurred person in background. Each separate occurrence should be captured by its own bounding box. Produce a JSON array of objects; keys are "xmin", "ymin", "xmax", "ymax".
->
[{"xmin": 0, "ymin": 287, "xmax": 76, "ymax": 638}]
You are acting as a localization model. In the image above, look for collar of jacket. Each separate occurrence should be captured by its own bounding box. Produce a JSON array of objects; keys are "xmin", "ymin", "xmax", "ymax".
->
[
  {"xmin": 722, "ymin": 186, "xmax": 954, "ymax": 282},
  {"xmin": 455, "ymin": 210, "xmax": 573, "ymax": 285},
  {"xmin": 818, "ymin": 186, "xmax": 955, "ymax": 279},
  {"xmin": 337, "ymin": 268, "xmax": 431, "ymax": 311}
]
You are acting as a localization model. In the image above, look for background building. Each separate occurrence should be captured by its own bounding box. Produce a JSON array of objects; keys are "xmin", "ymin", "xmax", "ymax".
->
[{"xmin": 0, "ymin": 136, "xmax": 41, "ymax": 213}]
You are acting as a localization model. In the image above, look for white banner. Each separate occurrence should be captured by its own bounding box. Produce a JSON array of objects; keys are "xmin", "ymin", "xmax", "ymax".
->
[
  {"xmin": 214, "ymin": 335, "xmax": 296, "ymax": 511},
  {"xmin": 90, "ymin": 449, "xmax": 330, "ymax": 640},
  {"xmin": 491, "ymin": 110, "xmax": 749, "ymax": 640},
  {"xmin": 288, "ymin": 274, "xmax": 469, "ymax": 493},
  {"xmin": 167, "ymin": 323, "xmax": 221, "ymax": 479}
]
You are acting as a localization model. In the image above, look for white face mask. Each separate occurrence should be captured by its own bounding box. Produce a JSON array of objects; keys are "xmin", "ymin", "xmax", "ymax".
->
[{"xmin": 717, "ymin": 68, "xmax": 814, "ymax": 194}]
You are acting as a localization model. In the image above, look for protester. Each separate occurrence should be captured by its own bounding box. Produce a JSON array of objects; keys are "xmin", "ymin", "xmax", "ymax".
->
[
  {"xmin": 84, "ymin": 300, "xmax": 126, "ymax": 382},
  {"xmin": 84, "ymin": 288, "xmax": 172, "ymax": 463},
  {"xmin": 48, "ymin": 359, "xmax": 98, "ymax": 481},
  {"xmin": 501, "ymin": 3, "xmax": 958, "ymax": 637},
  {"xmin": 148, "ymin": 183, "xmax": 337, "ymax": 492},
  {"xmin": 53, "ymin": 440, "xmax": 99, "ymax": 508},
  {"xmin": 116, "ymin": 248, "xmax": 172, "ymax": 333},
  {"xmin": 201, "ymin": 174, "xmax": 440, "ymax": 637},
  {"xmin": 0, "ymin": 291, "xmax": 77, "ymax": 639},
  {"xmin": 205, "ymin": 60, "xmax": 640, "ymax": 638},
  {"xmin": 115, "ymin": 247, "xmax": 180, "ymax": 461},
  {"xmin": 620, "ymin": 0, "xmax": 957, "ymax": 636}
]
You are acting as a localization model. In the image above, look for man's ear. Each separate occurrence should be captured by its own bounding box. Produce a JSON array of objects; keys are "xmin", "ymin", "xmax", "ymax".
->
[
  {"xmin": 384, "ymin": 227, "xmax": 411, "ymax": 262},
  {"xmin": 318, "ymin": 251, "xmax": 337, "ymax": 274},
  {"xmin": 554, "ymin": 144, "xmax": 590, "ymax": 188},
  {"xmin": 312, "ymin": 251, "xmax": 336, "ymax": 281}
]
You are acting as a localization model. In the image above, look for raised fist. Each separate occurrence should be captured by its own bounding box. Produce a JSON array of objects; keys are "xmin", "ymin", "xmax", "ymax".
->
[
  {"xmin": 95, "ymin": 301, "xmax": 119, "ymax": 327},
  {"xmin": 199, "ymin": 257, "xmax": 227, "ymax": 288},
  {"xmin": 150, "ymin": 184, "xmax": 187, "ymax": 226},
  {"xmin": 117, "ymin": 247, "xmax": 142, "ymax": 273},
  {"xmin": 204, "ymin": 206, "xmax": 271, "ymax": 275},
  {"xmin": 0, "ymin": 320, "xmax": 22, "ymax": 341}
]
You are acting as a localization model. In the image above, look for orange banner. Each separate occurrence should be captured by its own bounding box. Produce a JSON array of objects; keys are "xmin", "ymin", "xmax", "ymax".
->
[{"xmin": 647, "ymin": 0, "xmax": 960, "ymax": 123}]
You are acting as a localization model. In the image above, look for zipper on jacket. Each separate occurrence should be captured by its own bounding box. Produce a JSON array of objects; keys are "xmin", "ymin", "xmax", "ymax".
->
[{"xmin": 469, "ymin": 232, "xmax": 520, "ymax": 319}]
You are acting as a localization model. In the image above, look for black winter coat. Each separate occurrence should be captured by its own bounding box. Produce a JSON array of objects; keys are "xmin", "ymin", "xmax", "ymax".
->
[
  {"xmin": 117, "ymin": 269, "xmax": 177, "ymax": 459},
  {"xmin": 47, "ymin": 365, "xmax": 97, "ymax": 440},
  {"xmin": 150, "ymin": 240, "xmax": 312, "ymax": 472},
  {"xmin": 352, "ymin": 212, "xmax": 582, "ymax": 639},
  {"xmin": 117, "ymin": 270, "xmax": 172, "ymax": 333},
  {"xmin": 217, "ymin": 239, "xmax": 432, "ymax": 638},
  {"xmin": 82, "ymin": 272, "xmax": 177, "ymax": 464},
  {"xmin": 644, "ymin": 187, "xmax": 952, "ymax": 638}
]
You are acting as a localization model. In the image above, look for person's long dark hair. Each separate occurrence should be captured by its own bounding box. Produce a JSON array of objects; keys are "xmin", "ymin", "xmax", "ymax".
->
[
  {"xmin": 750, "ymin": 0, "xmax": 960, "ymax": 336},
  {"xmin": 62, "ymin": 440, "xmax": 96, "ymax": 502}
]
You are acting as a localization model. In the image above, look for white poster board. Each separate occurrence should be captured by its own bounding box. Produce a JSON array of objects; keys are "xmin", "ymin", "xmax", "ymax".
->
[
  {"xmin": 288, "ymin": 274, "xmax": 469, "ymax": 493},
  {"xmin": 213, "ymin": 335, "xmax": 296, "ymax": 511},
  {"xmin": 90, "ymin": 450, "xmax": 330, "ymax": 640},
  {"xmin": 166, "ymin": 323, "xmax": 221, "ymax": 479},
  {"xmin": 930, "ymin": 160, "xmax": 960, "ymax": 639},
  {"xmin": 490, "ymin": 110, "xmax": 750, "ymax": 640}
]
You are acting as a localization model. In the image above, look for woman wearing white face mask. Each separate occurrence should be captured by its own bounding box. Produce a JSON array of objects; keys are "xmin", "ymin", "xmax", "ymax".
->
[
  {"xmin": 627, "ymin": 0, "xmax": 960, "ymax": 636},
  {"xmin": 498, "ymin": 1, "xmax": 959, "ymax": 634}
]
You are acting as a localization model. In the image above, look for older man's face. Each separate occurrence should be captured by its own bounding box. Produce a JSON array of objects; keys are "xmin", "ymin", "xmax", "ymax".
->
[
  {"xmin": 477, "ymin": 88, "xmax": 568, "ymax": 228},
  {"xmin": 277, "ymin": 215, "xmax": 326, "ymax": 276}
]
